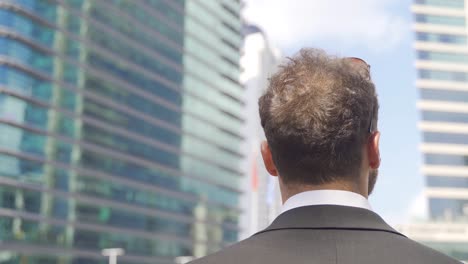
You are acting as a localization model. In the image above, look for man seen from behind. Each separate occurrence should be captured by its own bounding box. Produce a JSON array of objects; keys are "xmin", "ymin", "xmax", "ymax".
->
[{"xmin": 190, "ymin": 49, "xmax": 460, "ymax": 264}]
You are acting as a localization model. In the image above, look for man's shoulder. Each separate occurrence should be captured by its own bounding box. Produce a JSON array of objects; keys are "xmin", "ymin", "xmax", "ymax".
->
[
  {"xmin": 388, "ymin": 234, "xmax": 461, "ymax": 263},
  {"xmin": 189, "ymin": 235, "xmax": 262, "ymax": 264}
]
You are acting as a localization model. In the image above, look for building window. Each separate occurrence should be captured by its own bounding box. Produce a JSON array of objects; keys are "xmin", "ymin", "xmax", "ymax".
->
[
  {"xmin": 425, "ymin": 153, "xmax": 468, "ymax": 166},
  {"xmin": 416, "ymin": 32, "xmax": 467, "ymax": 44},
  {"xmin": 421, "ymin": 89, "xmax": 468, "ymax": 103},
  {"xmin": 415, "ymin": 14, "xmax": 465, "ymax": 27},
  {"xmin": 415, "ymin": 0, "xmax": 464, "ymax": 9},
  {"xmin": 427, "ymin": 176, "xmax": 468, "ymax": 188}
]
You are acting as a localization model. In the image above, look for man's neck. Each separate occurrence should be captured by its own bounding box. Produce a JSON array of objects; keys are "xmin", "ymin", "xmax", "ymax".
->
[{"xmin": 280, "ymin": 180, "xmax": 367, "ymax": 204}]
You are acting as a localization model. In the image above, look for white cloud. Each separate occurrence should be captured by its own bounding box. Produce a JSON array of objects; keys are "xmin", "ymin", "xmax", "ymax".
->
[
  {"xmin": 243, "ymin": 0, "xmax": 410, "ymax": 53},
  {"xmin": 408, "ymin": 190, "xmax": 428, "ymax": 221}
]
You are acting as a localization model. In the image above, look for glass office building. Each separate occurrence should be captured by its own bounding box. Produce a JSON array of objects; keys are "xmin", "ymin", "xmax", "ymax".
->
[
  {"xmin": 414, "ymin": 0, "xmax": 468, "ymax": 222},
  {"xmin": 0, "ymin": 0, "xmax": 244, "ymax": 263}
]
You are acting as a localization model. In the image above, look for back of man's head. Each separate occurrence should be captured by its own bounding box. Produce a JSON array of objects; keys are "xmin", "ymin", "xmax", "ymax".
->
[{"xmin": 259, "ymin": 49, "xmax": 379, "ymax": 187}]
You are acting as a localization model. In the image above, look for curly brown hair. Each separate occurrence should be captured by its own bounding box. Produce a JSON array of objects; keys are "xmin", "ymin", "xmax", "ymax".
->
[{"xmin": 259, "ymin": 49, "xmax": 379, "ymax": 185}]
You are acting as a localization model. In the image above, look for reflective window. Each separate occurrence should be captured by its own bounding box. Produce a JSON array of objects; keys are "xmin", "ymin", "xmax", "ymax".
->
[
  {"xmin": 87, "ymin": 6, "xmax": 182, "ymax": 64},
  {"xmin": 82, "ymin": 123, "xmax": 180, "ymax": 169},
  {"xmin": 184, "ymin": 75, "xmax": 243, "ymax": 115},
  {"xmin": 83, "ymin": 99, "xmax": 181, "ymax": 146},
  {"xmin": 0, "ymin": 9, "xmax": 55, "ymax": 46},
  {"xmin": 427, "ymin": 176, "xmax": 468, "ymax": 188},
  {"xmin": 414, "ymin": 0, "xmax": 465, "ymax": 8},
  {"xmin": 85, "ymin": 74, "xmax": 182, "ymax": 127},
  {"xmin": 424, "ymin": 131, "xmax": 468, "ymax": 144},
  {"xmin": 429, "ymin": 198, "xmax": 468, "ymax": 221},
  {"xmin": 87, "ymin": 24, "xmax": 183, "ymax": 85},
  {"xmin": 421, "ymin": 88, "xmax": 468, "ymax": 102},
  {"xmin": 0, "ymin": 153, "xmax": 44, "ymax": 180},
  {"xmin": 419, "ymin": 69, "xmax": 468, "ymax": 82},
  {"xmin": 94, "ymin": 0, "xmax": 183, "ymax": 43},
  {"xmin": 65, "ymin": 12, "xmax": 82, "ymax": 34},
  {"xmin": 422, "ymin": 110, "xmax": 468, "ymax": 123},
  {"xmin": 416, "ymin": 32, "xmax": 467, "ymax": 44},
  {"xmin": 60, "ymin": 89, "xmax": 78, "ymax": 109},
  {"xmin": 86, "ymin": 50, "xmax": 182, "ymax": 104},
  {"xmin": 415, "ymin": 14, "xmax": 465, "ymax": 26},
  {"xmin": 0, "ymin": 37, "xmax": 53, "ymax": 73},
  {"xmin": 425, "ymin": 153, "xmax": 468, "ymax": 166},
  {"xmin": 14, "ymin": 0, "xmax": 57, "ymax": 23},
  {"xmin": 1, "ymin": 88, "xmax": 240, "ymax": 176},
  {"xmin": 191, "ymin": 0, "xmax": 241, "ymax": 42},
  {"xmin": 0, "ymin": 214, "xmax": 192, "ymax": 259},
  {"xmin": 80, "ymin": 150, "xmax": 239, "ymax": 207},
  {"xmin": 76, "ymin": 175, "xmax": 196, "ymax": 217},
  {"xmin": 19, "ymin": 127, "xmax": 46, "ymax": 156},
  {"xmin": 0, "ymin": 123, "xmax": 75, "ymax": 163},
  {"xmin": 143, "ymin": 0, "xmax": 184, "ymax": 27},
  {"xmin": 23, "ymin": 101, "xmax": 49, "ymax": 129},
  {"xmin": 66, "ymin": 0, "xmax": 85, "ymax": 9},
  {"xmin": 0, "ymin": 65, "xmax": 53, "ymax": 104},
  {"xmin": 418, "ymin": 51, "xmax": 468, "ymax": 64},
  {"xmin": 0, "ymin": 183, "xmax": 238, "ymax": 251}
]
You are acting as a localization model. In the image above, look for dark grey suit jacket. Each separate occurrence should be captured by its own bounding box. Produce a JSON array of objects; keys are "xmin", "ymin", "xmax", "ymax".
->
[{"xmin": 190, "ymin": 205, "xmax": 460, "ymax": 264}]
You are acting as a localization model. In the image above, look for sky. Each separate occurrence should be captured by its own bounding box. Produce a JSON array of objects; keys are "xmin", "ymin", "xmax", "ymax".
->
[{"xmin": 243, "ymin": 0, "xmax": 424, "ymax": 226}]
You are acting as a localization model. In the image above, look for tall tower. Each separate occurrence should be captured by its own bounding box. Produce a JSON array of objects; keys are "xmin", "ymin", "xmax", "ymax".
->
[
  {"xmin": 406, "ymin": 0, "xmax": 468, "ymax": 260},
  {"xmin": 413, "ymin": 0, "xmax": 468, "ymax": 223},
  {"xmin": 0, "ymin": 0, "xmax": 244, "ymax": 263}
]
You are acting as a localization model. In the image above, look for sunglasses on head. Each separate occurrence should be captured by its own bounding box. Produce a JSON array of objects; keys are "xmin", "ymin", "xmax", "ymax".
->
[
  {"xmin": 345, "ymin": 57, "xmax": 374, "ymax": 133},
  {"xmin": 346, "ymin": 57, "xmax": 371, "ymax": 80}
]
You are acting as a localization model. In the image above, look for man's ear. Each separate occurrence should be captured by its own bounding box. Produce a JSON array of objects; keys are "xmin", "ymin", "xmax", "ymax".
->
[
  {"xmin": 368, "ymin": 132, "xmax": 381, "ymax": 169},
  {"xmin": 261, "ymin": 141, "xmax": 279, "ymax": 176}
]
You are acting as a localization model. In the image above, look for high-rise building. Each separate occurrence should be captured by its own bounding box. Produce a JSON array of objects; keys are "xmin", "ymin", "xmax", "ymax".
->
[
  {"xmin": 0, "ymin": 0, "xmax": 244, "ymax": 263},
  {"xmin": 239, "ymin": 24, "xmax": 282, "ymax": 239},
  {"xmin": 413, "ymin": 0, "xmax": 468, "ymax": 225},
  {"xmin": 409, "ymin": 0, "xmax": 468, "ymax": 260}
]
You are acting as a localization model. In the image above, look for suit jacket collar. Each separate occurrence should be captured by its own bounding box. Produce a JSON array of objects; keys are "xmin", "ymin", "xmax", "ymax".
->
[{"xmin": 254, "ymin": 205, "xmax": 406, "ymax": 238}]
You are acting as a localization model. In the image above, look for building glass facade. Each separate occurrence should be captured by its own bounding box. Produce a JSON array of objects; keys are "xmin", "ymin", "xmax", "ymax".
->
[
  {"xmin": 413, "ymin": 0, "xmax": 468, "ymax": 222},
  {"xmin": 0, "ymin": 0, "xmax": 244, "ymax": 263}
]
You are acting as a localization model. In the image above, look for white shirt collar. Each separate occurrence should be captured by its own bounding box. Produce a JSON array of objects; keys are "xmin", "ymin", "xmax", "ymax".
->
[{"xmin": 280, "ymin": 190, "xmax": 372, "ymax": 215}]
